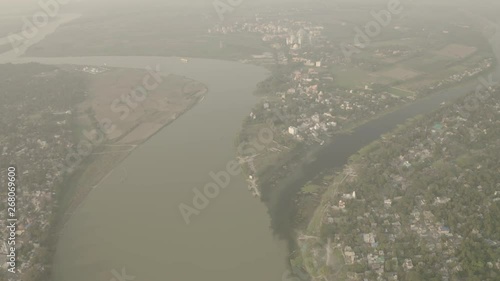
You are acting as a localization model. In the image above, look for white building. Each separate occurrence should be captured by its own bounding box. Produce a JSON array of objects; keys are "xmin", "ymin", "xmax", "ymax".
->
[
  {"xmin": 343, "ymin": 191, "xmax": 356, "ymax": 200},
  {"xmin": 384, "ymin": 199, "xmax": 392, "ymax": 207},
  {"xmin": 288, "ymin": 126, "xmax": 298, "ymax": 135},
  {"xmin": 339, "ymin": 200, "xmax": 346, "ymax": 209}
]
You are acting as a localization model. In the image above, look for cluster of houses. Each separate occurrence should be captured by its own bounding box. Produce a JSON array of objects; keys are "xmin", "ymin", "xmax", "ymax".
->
[
  {"xmin": 0, "ymin": 74, "xmax": 81, "ymax": 279},
  {"xmin": 324, "ymin": 191, "xmax": 472, "ymax": 280},
  {"xmin": 211, "ymin": 17, "xmax": 419, "ymax": 146},
  {"xmin": 209, "ymin": 17, "xmax": 348, "ymax": 66},
  {"xmin": 428, "ymin": 57, "xmax": 494, "ymax": 91},
  {"xmin": 315, "ymin": 87, "xmax": 500, "ymax": 280},
  {"xmin": 249, "ymin": 76, "xmax": 406, "ymax": 145},
  {"xmin": 80, "ymin": 66, "xmax": 109, "ymax": 75},
  {"xmin": 373, "ymin": 46, "xmax": 415, "ymax": 59}
]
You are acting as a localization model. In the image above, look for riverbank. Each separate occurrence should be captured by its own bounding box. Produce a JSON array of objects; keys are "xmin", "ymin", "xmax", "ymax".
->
[
  {"xmin": 58, "ymin": 82, "xmax": 208, "ymax": 224},
  {"xmin": 289, "ymin": 114, "xmax": 427, "ymax": 280},
  {"xmin": 37, "ymin": 67, "xmax": 208, "ymax": 280}
]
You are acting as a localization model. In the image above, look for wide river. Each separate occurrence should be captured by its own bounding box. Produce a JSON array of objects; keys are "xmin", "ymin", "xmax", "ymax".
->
[
  {"xmin": 2, "ymin": 15, "xmax": 498, "ymax": 281},
  {"xmin": 10, "ymin": 56, "xmax": 290, "ymax": 281}
]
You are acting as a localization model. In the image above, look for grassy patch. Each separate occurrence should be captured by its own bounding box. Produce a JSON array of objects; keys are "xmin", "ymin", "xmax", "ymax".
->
[{"xmin": 331, "ymin": 66, "xmax": 370, "ymax": 89}]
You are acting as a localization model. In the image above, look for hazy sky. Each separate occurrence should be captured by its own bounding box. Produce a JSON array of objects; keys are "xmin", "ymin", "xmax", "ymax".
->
[{"xmin": 0, "ymin": 0, "xmax": 497, "ymax": 16}]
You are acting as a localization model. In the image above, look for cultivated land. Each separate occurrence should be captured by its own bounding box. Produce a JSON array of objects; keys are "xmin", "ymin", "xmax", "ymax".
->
[
  {"xmin": 330, "ymin": 36, "xmax": 493, "ymax": 93},
  {"xmin": 76, "ymin": 67, "xmax": 205, "ymax": 143},
  {"xmin": 436, "ymin": 43, "xmax": 478, "ymax": 59}
]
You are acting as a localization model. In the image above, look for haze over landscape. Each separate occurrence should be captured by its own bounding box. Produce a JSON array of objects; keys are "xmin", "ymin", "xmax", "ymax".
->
[{"xmin": 0, "ymin": 0, "xmax": 499, "ymax": 281}]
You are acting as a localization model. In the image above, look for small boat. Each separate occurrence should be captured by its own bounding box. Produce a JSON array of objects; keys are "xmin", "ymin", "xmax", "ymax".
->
[{"xmin": 180, "ymin": 58, "xmax": 189, "ymax": 63}]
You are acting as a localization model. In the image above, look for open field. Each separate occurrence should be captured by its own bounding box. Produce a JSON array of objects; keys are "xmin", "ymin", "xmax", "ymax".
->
[
  {"xmin": 341, "ymin": 28, "xmax": 493, "ymax": 92},
  {"xmin": 75, "ymin": 68, "xmax": 206, "ymax": 144},
  {"xmin": 436, "ymin": 43, "xmax": 478, "ymax": 59},
  {"xmin": 376, "ymin": 66, "xmax": 421, "ymax": 80},
  {"xmin": 330, "ymin": 66, "xmax": 372, "ymax": 89},
  {"xmin": 402, "ymin": 53, "xmax": 458, "ymax": 72},
  {"xmin": 388, "ymin": 86, "xmax": 415, "ymax": 97}
]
